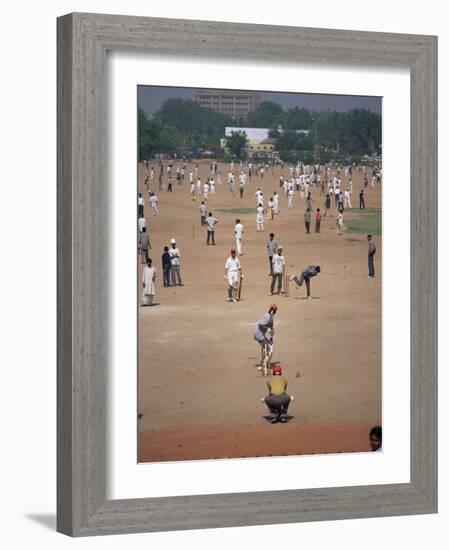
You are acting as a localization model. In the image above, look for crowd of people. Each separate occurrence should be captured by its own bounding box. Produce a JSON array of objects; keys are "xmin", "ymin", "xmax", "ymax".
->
[
  {"xmin": 138, "ymin": 158, "xmax": 380, "ymax": 306},
  {"xmin": 139, "ymin": 157, "xmax": 380, "ymax": 432}
]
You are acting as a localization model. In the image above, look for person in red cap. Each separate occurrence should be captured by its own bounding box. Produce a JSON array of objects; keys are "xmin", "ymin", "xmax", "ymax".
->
[
  {"xmin": 262, "ymin": 363, "xmax": 292, "ymax": 423},
  {"xmin": 224, "ymin": 248, "xmax": 242, "ymax": 302},
  {"xmin": 253, "ymin": 304, "xmax": 278, "ymax": 366}
]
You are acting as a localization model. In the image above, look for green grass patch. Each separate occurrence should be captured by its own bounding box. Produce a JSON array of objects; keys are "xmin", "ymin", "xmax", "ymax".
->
[
  {"xmin": 215, "ymin": 208, "xmax": 256, "ymax": 215},
  {"xmin": 346, "ymin": 208, "xmax": 382, "ymax": 236}
]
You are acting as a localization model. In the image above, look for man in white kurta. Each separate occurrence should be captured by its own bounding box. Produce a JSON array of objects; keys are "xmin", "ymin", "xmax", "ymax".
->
[
  {"xmin": 142, "ymin": 259, "xmax": 156, "ymax": 306},
  {"xmin": 225, "ymin": 249, "xmax": 242, "ymax": 302}
]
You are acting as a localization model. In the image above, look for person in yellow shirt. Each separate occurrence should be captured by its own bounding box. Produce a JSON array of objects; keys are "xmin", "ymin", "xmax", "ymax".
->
[{"xmin": 261, "ymin": 363, "xmax": 292, "ymax": 423}]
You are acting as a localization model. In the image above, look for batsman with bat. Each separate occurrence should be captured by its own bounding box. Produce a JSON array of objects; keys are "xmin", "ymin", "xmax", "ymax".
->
[{"xmin": 225, "ymin": 248, "xmax": 243, "ymax": 302}]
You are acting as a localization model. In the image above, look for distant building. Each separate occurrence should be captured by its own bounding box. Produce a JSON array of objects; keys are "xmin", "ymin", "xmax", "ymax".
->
[
  {"xmin": 195, "ymin": 90, "xmax": 261, "ymax": 118},
  {"xmin": 221, "ymin": 127, "xmax": 310, "ymax": 155}
]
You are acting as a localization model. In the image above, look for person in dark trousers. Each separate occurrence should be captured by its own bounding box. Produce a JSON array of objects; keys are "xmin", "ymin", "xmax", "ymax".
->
[
  {"xmin": 138, "ymin": 227, "xmax": 151, "ymax": 264},
  {"xmin": 290, "ymin": 265, "xmax": 321, "ymax": 299},
  {"xmin": 270, "ymin": 246, "xmax": 285, "ymax": 296},
  {"xmin": 266, "ymin": 233, "xmax": 278, "ymax": 276},
  {"xmin": 205, "ymin": 212, "xmax": 218, "ymax": 245},
  {"xmin": 138, "ymin": 193, "xmax": 144, "ymax": 218},
  {"xmin": 161, "ymin": 246, "xmax": 171, "ymax": 287},
  {"xmin": 359, "ymin": 189, "xmax": 366, "ymax": 209},
  {"xmin": 167, "ymin": 175, "xmax": 173, "ymax": 192},
  {"xmin": 323, "ymin": 193, "xmax": 331, "ymax": 217},
  {"xmin": 305, "ymin": 192, "xmax": 313, "ymax": 211},
  {"xmin": 304, "ymin": 208, "xmax": 312, "ymax": 233},
  {"xmin": 315, "ymin": 208, "xmax": 321, "ymax": 233},
  {"xmin": 199, "ymin": 201, "xmax": 207, "ymax": 226},
  {"xmin": 367, "ymin": 234, "xmax": 376, "ymax": 278},
  {"xmin": 261, "ymin": 363, "xmax": 292, "ymax": 423},
  {"xmin": 369, "ymin": 425, "xmax": 382, "ymax": 451},
  {"xmin": 337, "ymin": 191, "xmax": 344, "ymax": 212}
]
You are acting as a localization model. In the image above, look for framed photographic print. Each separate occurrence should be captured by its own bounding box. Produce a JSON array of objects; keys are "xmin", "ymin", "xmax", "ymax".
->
[{"xmin": 57, "ymin": 13, "xmax": 437, "ymax": 536}]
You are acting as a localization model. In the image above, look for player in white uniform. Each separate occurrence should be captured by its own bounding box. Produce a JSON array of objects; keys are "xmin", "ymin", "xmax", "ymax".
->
[
  {"xmin": 209, "ymin": 177, "xmax": 215, "ymax": 195},
  {"xmin": 203, "ymin": 181, "xmax": 210, "ymax": 200},
  {"xmin": 287, "ymin": 188, "xmax": 294, "ymax": 209},
  {"xmin": 234, "ymin": 219, "xmax": 244, "ymax": 256},
  {"xmin": 344, "ymin": 188, "xmax": 352, "ymax": 208},
  {"xmin": 256, "ymin": 204, "xmax": 265, "ymax": 232},
  {"xmin": 224, "ymin": 249, "xmax": 242, "ymax": 302},
  {"xmin": 149, "ymin": 192, "xmax": 158, "ymax": 216},
  {"xmin": 273, "ymin": 192, "xmax": 280, "ymax": 215},
  {"xmin": 138, "ymin": 216, "xmax": 146, "ymax": 233},
  {"xmin": 228, "ymin": 172, "xmax": 235, "ymax": 196}
]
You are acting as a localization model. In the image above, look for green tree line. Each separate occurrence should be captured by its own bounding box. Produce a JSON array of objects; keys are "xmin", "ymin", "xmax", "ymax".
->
[{"xmin": 138, "ymin": 98, "xmax": 381, "ymax": 160}]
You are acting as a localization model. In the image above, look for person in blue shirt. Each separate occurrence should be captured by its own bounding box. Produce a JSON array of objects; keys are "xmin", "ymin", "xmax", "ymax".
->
[
  {"xmin": 161, "ymin": 246, "xmax": 171, "ymax": 287},
  {"xmin": 290, "ymin": 265, "xmax": 321, "ymax": 299}
]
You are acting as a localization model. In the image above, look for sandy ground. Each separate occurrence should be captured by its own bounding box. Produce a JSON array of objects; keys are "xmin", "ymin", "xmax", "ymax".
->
[{"xmin": 137, "ymin": 161, "xmax": 382, "ymax": 462}]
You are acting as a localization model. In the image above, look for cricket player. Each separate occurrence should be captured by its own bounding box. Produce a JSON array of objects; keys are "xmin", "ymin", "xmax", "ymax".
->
[
  {"xmin": 234, "ymin": 218, "xmax": 244, "ymax": 255},
  {"xmin": 205, "ymin": 212, "xmax": 219, "ymax": 245},
  {"xmin": 138, "ymin": 193, "xmax": 144, "ymax": 218},
  {"xmin": 169, "ymin": 238, "xmax": 182, "ymax": 286},
  {"xmin": 253, "ymin": 304, "xmax": 278, "ymax": 366},
  {"xmin": 266, "ymin": 233, "xmax": 279, "ymax": 275},
  {"xmin": 199, "ymin": 201, "xmax": 207, "ymax": 226},
  {"xmin": 256, "ymin": 204, "xmax": 265, "ymax": 232},
  {"xmin": 203, "ymin": 180, "xmax": 210, "ymax": 200},
  {"xmin": 224, "ymin": 248, "xmax": 242, "ymax": 302},
  {"xmin": 290, "ymin": 265, "xmax": 321, "ymax": 299},
  {"xmin": 270, "ymin": 246, "xmax": 285, "ymax": 295},
  {"xmin": 149, "ymin": 192, "xmax": 158, "ymax": 216},
  {"xmin": 287, "ymin": 187, "xmax": 294, "ymax": 209},
  {"xmin": 138, "ymin": 215, "xmax": 146, "ymax": 233},
  {"xmin": 273, "ymin": 192, "xmax": 280, "ymax": 215},
  {"xmin": 261, "ymin": 363, "xmax": 292, "ymax": 423},
  {"xmin": 367, "ymin": 234, "xmax": 376, "ymax": 278},
  {"xmin": 336, "ymin": 211, "xmax": 344, "ymax": 235},
  {"xmin": 344, "ymin": 188, "xmax": 352, "ymax": 208}
]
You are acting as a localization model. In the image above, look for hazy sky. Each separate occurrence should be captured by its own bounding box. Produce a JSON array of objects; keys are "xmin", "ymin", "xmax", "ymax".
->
[{"xmin": 137, "ymin": 85, "xmax": 381, "ymax": 115}]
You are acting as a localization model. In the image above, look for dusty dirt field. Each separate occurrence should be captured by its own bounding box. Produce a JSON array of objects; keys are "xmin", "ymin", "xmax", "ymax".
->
[{"xmin": 138, "ymin": 161, "xmax": 381, "ymax": 462}]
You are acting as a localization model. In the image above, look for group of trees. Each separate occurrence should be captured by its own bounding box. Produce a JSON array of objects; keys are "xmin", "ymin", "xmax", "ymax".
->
[
  {"xmin": 138, "ymin": 99, "xmax": 237, "ymax": 160},
  {"xmin": 138, "ymin": 97, "xmax": 381, "ymax": 161}
]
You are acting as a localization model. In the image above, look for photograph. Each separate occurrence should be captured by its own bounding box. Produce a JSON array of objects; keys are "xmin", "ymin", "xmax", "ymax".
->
[{"xmin": 137, "ymin": 85, "xmax": 382, "ymax": 462}]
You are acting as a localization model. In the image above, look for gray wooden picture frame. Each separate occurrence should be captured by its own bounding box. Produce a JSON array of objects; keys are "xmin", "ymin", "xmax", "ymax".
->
[{"xmin": 57, "ymin": 12, "xmax": 438, "ymax": 537}]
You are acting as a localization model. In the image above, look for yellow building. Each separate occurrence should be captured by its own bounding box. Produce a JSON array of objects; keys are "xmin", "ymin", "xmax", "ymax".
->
[{"xmin": 221, "ymin": 127, "xmax": 276, "ymax": 155}]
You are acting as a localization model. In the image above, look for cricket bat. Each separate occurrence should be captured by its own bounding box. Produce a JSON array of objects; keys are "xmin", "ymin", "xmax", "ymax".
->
[{"xmin": 238, "ymin": 273, "xmax": 243, "ymax": 301}]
